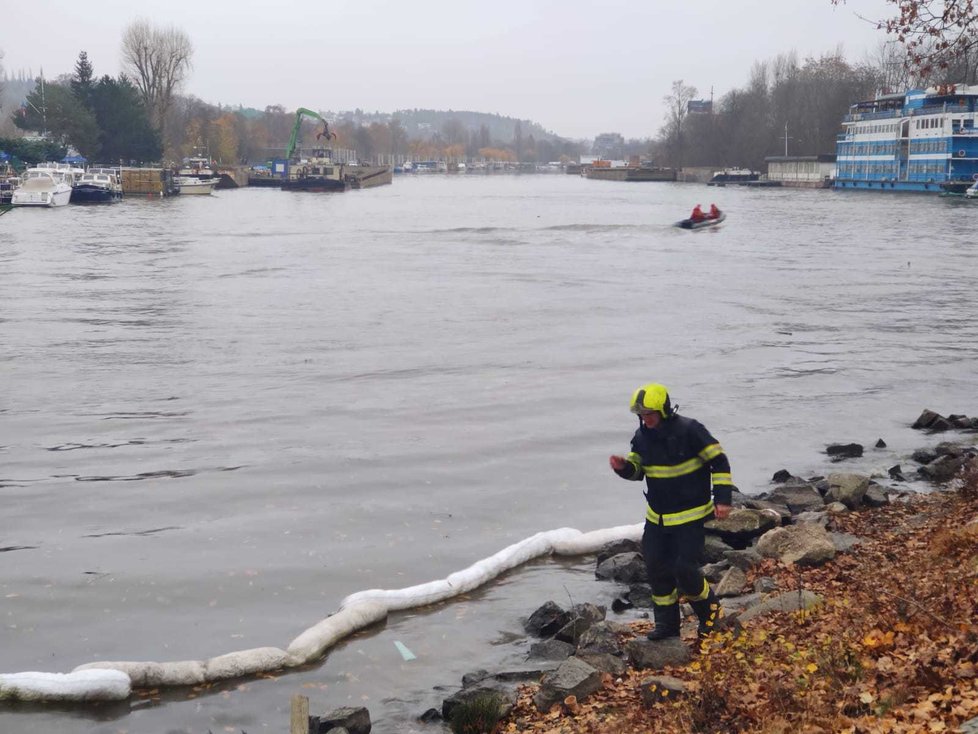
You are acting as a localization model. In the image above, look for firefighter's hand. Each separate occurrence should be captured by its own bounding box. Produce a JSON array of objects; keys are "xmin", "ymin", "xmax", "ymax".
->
[
  {"xmin": 714, "ymin": 504, "xmax": 732, "ymax": 520},
  {"xmin": 609, "ymin": 455, "xmax": 626, "ymax": 472}
]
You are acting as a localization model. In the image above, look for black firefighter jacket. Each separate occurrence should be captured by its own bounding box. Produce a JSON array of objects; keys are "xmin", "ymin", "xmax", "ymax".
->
[{"xmin": 615, "ymin": 415, "xmax": 733, "ymax": 526}]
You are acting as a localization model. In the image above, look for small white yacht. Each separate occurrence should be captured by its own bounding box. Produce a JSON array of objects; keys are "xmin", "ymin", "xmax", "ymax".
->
[
  {"xmin": 11, "ymin": 168, "xmax": 74, "ymax": 207},
  {"xmin": 174, "ymin": 175, "xmax": 218, "ymax": 195}
]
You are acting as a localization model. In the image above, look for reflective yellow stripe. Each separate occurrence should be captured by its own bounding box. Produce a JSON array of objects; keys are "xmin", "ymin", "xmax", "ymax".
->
[
  {"xmin": 646, "ymin": 500, "xmax": 715, "ymax": 526},
  {"xmin": 711, "ymin": 472, "xmax": 733, "ymax": 485},
  {"xmin": 652, "ymin": 589, "xmax": 678, "ymax": 606},
  {"xmin": 687, "ymin": 578, "xmax": 711, "ymax": 601},
  {"xmin": 663, "ymin": 502, "xmax": 715, "ymax": 525},
  {"xmin": 643, "ymin": 456, "xmax": 703, "ymax": 479},
  {"xmin": 699, "ymin": 443, "xmax": 723, "ymax": 461}
]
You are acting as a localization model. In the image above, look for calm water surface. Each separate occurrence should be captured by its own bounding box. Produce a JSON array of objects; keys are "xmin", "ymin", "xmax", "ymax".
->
[{"xmin": 1, "ymin": 175, "xmax": 976, "ymax": 732}]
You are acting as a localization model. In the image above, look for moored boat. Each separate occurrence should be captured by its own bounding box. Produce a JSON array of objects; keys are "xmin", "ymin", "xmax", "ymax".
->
[
  {"xmin": 71, "ymin": 169, "xmax": 123, "ymax": 203},
  {"xmin": 174, "ymin": 176, "xmax": 219, "ymax": 195},
  {"xmin": 708, "ymin": 168, "xmax": 759, "ymax": 185},
  {"xmin": 0, "ymin": 177, "xmax": 19, "ymax": 205},
  {"xmin": 281, "ymin": 148, "xmax": 348, "ymax": 192},
  {"xmin": 10, "ymin": 169, "xmax": 73, "ymax": 207},
  {"xmin": 177, "ymin": 153, "xmax": 216, "ymax": 180},
  {"xmin": 836, "ymin": 84, "xmax": 978, "ymax": 192},
  {"xmin": 0, "ymin": 160, "xmax": 20, "ymax": 204}
]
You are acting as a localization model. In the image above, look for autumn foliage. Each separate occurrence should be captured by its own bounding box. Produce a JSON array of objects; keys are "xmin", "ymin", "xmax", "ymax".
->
[{"xmin": 502, "ymin": 474, "xmax": 978, "ymax": 733}]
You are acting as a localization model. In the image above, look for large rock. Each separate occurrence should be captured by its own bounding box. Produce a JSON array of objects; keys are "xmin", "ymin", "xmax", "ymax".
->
[
  {"xmin": 723, "ymin": 548, "xmax": 763, "ymax": 572},
  {"xmin": 527, "ymin": 639, "xmax": 574, "ymax": 662},
  {"xmin": 524, "ymin": 601, "xmax": 569, "ymax": 637},
  {"xmin": 863, "ymin": 484, "xmax": 889, "ymax": 507},
  {"xmin": 740, "ymin": 497, "xmax": 792, "ymax": 523},
  {"xmin": 700, "ymin": 535, "xmax": 735, "ymax": 563},
  {"xmin": 912, "ymin": 409, "xmax": 942, "ymax": 430},
  {"xmin": 715, "ymin": 567, "xmax": 748, "ymax": 598},
  {"xmin": 311, "ymin": 706, "xmax": 371, "ymax": 734},
  {"xmin": 829, "ymin": 532, "xmax": 862, "ymax": 553},
  {"xmin": 626, "ymin": 583, "xmax": 654, "ymax": 608},
  {"xmin": 912, "ymin": 448, "xmax": 938, "ymax": 464},
  {"xmin": 766, "ymin": 484, "xmax": 825, "ymax": 514},
  {"xmin": 795, "ymin": 511, "xmax": 828, "ymax": 527},
  {"xmin": 532, "ymin": 657, "xmax": 602, "ymax": 712},
  {"xmin": 756, "ymin": 524, "xmax": 836, "ymax": 566},
  {"xmin": 576, "ymin": 652, "xmax": 627, "ymax": 676},
  {"xmin": 576, "ymin": 621, "xmax": 623, "ymax": 656},
  {"xmin": 826, "ymin": 443, "xmax": 863, "ymax": 460},
  {"xmin": 442, "ymin": 684, "xmax": 516, "ymax": 722},
  {"xmin": 625, "ymin": 638, "xmax": 691, "ymax": 670},
  {"xmin": 919, "ymin": 453, "xmax": 976, "ymax": 483},
  {"xmin": 738, "ymin": 590, "xmax": 823, "ymax": 623},
  {"xmin": 595, "ymin": 552, "xmax": 647, "ymax": 584},
  {"xmin": 638, "ymin": 675, "xmax": 687, "ymax": 706},
  {"xmin": 704, "ymin": 508, "xmax": 779, "ymax": 545},
  {"xmin": 825, "ymin": 473, "xmax": 869, "ymax": 509},
  {"xmin": 595, "ymin": 539, "xmax": 641, "ymax": 565},
  {"xmin": 700, "ymin": 560, "xmax": 731, "ymax": 583},
  {"xmin": 554, "ymin": 603, "xmax": 606, "ymax": 645}
]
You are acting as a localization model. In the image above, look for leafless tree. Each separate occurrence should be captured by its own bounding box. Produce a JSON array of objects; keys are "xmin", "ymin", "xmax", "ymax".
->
[
  {"xmin": 866, "ymin": 40, "xmax": 916, "ymax": 91},
  {"xmin": 121, "ymin": 20, "xmax": 193, "ymax": 138},
  {"xmin": 661, "ymin": 79, "xmax": 697, "ymax": 168}
]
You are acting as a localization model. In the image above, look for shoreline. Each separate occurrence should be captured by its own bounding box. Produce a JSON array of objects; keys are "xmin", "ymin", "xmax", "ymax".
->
[{"xmin": 419, "ymin": 410, "xmax": 978, "ymax": 734}]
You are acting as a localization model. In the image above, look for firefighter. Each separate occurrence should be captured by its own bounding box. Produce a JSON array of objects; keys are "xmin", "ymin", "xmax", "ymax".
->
[{"xmin": 608, "ymin": 383, "xmax": 735, "ymax": 641}]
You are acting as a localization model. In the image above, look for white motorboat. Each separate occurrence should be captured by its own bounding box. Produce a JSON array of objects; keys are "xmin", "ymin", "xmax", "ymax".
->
[
  {"xmin": 11, "ymin": 169, "xmax": 73, "ymax": 207},
  {"xmin": 174, "ymin": 175, "xmax": 218, "ymax": 195},
  {"xmin": 965, "ymin": 180, "xmax": 978, "ymax": 198}
]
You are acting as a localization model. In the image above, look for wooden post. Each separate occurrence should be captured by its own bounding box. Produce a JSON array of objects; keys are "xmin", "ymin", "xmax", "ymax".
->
[{"xmin": 290, "ymin": 694, "xmax": 310, "ymax": 734}]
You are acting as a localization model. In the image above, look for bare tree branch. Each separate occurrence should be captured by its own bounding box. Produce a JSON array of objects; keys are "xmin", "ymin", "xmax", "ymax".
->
[
  {"xmin": 834, "ymin": 0, "xmax": 978, "ymax": 78},
  {"xmin": 120, "ymin": 19, "xmax": 193, "ymax": 141}
]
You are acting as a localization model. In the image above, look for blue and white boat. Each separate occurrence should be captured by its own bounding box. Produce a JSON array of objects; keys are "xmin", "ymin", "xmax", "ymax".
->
[{"xmin": 835, "ymin": 84, "xmax": 978, "ymax": 193}]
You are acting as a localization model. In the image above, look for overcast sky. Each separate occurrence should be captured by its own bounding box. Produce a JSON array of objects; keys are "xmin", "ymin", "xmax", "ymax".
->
[{"xmin": 2, "ymin": 0, "xmax": 895, "ymax": 139}]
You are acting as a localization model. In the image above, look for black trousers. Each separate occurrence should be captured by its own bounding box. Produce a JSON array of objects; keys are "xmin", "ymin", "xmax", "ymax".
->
[{"xmin": 641, "ymin": 518, "xmax": 707, "ymax": 603}]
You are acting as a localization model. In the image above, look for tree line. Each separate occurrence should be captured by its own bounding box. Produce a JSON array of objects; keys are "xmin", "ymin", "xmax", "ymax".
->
[{"xmin": 605, "ymin": 40, "xmax": 978, "ymax": 172}]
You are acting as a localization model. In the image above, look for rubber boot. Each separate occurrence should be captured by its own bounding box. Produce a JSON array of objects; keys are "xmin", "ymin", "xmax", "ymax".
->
[
  {"xmin": 689, "ymin": 589, "xmax": 721, "ymax": 639},
  {"xmin": 646, "ymin": 603, "xmax": 681, "ymax": 641}
]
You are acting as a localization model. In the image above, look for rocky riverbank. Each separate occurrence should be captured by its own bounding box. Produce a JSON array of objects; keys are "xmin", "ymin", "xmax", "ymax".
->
[{"xmin": 412, "ymin": 409, "xmax": 978, "ymax": 734}]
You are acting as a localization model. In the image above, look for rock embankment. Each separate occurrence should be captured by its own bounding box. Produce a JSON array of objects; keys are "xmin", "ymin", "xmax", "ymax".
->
[{"xmin": 426, "ymin": 410, "xmax": 978, "ymax": 734}]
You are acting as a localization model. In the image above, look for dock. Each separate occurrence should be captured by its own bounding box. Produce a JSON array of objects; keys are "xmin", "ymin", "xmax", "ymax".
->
[
  {"xmin": 585, "ymin": 166, "xmax": 676, "ymax": 182},
  {"xmin": 120, "ymin": 168, "xmax": 178, "ymax": 196}
]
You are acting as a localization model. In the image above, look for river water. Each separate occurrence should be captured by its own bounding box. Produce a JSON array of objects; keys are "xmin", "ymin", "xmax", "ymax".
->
[{"xmin": 1, "ymin": 175, "xmax": 976, "ymax": 733}]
